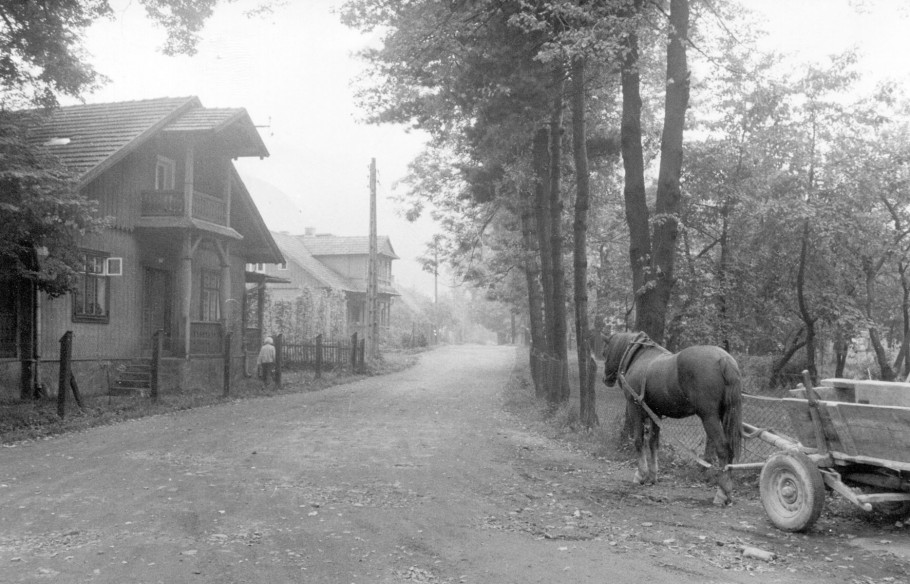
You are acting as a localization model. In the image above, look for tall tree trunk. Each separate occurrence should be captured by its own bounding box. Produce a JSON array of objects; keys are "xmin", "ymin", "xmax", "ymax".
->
[
  {"xmin": 571, "ymin": 57, "xmax": 597, "ymax": 427},
  {"xmin": 894, "ymin": 263, "xmax": 910, "ymax": 378},
  {"xmin": 717, "ymin": 199, "xmax": 731, "ymax": 352},
  {"xmin": 863, "ymin": 258, "xmax": 896, "ymax": 380},
  {"xmin": 636, "ymin": 0, "xmax": 689, "ymax": 343},
  {"xmin": 533, "ymin": 128, "xmax": 554, "ymax": 356},
  {"xmin": 549, "ymin": 70, "xmax": 570, "ymax": 403},
  {"xmin": 619, "ymin": 0, "xmax": 650, "ymax": 333},
  {"xmin": 520, "ymin": 188, "xmax": 546, "ymax": 397},
  {"xmin": 533, "ymin": 127, "xmax": 562, "ymax": 403},
  {"xmin": 834, "ymin": 331, "xmax": 849, "ymax": 378},
  {"xmin": 796, "ymin": 219, "xmax": 818, "ymax": 383}
]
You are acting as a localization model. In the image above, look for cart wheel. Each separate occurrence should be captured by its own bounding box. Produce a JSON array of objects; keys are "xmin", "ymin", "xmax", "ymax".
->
[{"xmin": 759, "ymin": 450, "xmax": 826, "ymax": 532}]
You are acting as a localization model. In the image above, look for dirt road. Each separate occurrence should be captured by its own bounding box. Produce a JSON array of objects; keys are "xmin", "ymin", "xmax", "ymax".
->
[{"xmin": 1, "ymin": 345, "xmax": 909, "ymax": 583}]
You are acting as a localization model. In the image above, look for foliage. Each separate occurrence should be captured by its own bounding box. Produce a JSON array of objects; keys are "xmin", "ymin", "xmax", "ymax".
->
[
  {"xmin": 0, "ymin": 113, "xmax": 105, "ymax": 295},
  {"xmin": 262, "ymin": 288, "xmax": 348, "ymax": 343}
]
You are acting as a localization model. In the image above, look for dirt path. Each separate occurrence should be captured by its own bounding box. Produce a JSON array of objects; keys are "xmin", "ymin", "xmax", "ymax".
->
[{"xmin": 0, "ymin": 345, "xmax": 908, "ymax": 583}]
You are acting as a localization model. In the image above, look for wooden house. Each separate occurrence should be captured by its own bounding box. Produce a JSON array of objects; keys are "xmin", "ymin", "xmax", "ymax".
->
[
  {"xmin": 254, "ymin": 230, "xmax": 399, "ymax": 339},
  {"xmin": 0, "ymin": 97, "xmax": 283, "ymax": 399}
]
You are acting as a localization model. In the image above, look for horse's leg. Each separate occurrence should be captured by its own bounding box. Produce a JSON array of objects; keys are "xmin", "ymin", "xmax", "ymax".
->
[
  {"xmin": 630, "ymin": 405, "xmax": 650, "ymax": 485},
  {"xmin": 648, "ymin": 420, "xmax": 661, "ymax": 484},
  {"xmin": 702, "ymin": 415, "xmax": 733, "ymax": 506}
]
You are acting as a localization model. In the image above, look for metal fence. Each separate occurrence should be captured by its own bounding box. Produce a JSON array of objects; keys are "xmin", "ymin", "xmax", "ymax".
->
[{"xmin": 281, "ymin": 334, "xmax": 365, "ymax": 372}]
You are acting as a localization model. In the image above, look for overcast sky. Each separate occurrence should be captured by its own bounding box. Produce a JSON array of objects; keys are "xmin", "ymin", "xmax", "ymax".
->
[{"xmin": 79, "ymin": 0, "xmax": 910, "ymax": 297}]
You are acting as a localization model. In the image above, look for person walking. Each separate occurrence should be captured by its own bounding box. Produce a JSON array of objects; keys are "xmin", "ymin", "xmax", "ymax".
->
[{"xmin": 257, "ymin": 336, "xmax": 276, "ymax": 387}]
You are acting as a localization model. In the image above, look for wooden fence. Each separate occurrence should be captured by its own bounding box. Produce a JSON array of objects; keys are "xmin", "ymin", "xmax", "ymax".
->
[{"xmin": 281, "ymin": 333, "xmax": 366, "ymax": 374}]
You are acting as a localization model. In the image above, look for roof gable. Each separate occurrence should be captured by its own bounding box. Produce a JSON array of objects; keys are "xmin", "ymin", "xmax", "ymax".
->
[
  {"xmin": 29, "ymin": 96, "xmax": 268, "ymax": 187},
  {"xmin": 270, "ymin": 231, "xmax": 356, "ymax": 292},
  {"xmin": 29, "ymin": 96, "xmax": 199, "ymax": 187},
  {"xmin": 299, "ymin": 235, "xmax": 399, "ymax": 260}
]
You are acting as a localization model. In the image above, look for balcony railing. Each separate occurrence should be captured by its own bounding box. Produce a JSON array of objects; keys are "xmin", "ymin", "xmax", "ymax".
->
[
  {"xmin": 141, "ymin": 190, "xmax": 227, "ymax": 226},
  {"xmin": 190, "ymin": 321, "xmax": 223, "ymax": 355}
]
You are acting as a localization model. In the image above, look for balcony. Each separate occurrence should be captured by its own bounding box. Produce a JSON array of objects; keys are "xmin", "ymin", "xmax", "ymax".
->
[{"xmin": 141, "ymin": 190, "xmax": 227, "ymax": 226}]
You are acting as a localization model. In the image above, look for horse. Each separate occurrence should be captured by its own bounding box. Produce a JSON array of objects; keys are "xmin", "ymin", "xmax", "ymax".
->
[{"xmin": 602, "ymin": 331, "xmax": 743, "ymax": 506}]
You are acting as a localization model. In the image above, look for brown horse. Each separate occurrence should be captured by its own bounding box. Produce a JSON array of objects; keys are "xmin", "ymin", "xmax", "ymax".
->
[{"xmin": 602, "ymin": 332, "xmax": 743, "ymax": 506}]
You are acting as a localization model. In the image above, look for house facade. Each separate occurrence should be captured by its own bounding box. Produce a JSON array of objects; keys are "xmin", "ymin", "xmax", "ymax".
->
[
  {"xmin": 255, "ymin": 230, "xmax": 399, "ymax": 339},
  {"xmin": 0, "ymin": 97, "xmax": 283, "ymax": 399}
]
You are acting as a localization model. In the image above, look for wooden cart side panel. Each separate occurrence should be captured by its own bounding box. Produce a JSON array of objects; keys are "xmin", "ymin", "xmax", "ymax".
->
[
  {"xmin": 834, "ymin": 403, "xmax": 910, "ymax": 464},
  {"xmin": 780, "ymin": 398, "xmax": 848, "ymax": 453}
]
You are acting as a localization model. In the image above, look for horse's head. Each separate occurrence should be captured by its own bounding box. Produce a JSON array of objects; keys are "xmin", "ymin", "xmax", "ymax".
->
[{"xmin": 601, "ymin": 331, "xmax": 633, "ymax": 386}]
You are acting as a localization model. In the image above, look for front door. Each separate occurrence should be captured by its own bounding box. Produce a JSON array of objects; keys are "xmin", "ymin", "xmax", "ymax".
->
[{"xmin": 142, "ymin": 268, "xmax": 172, "ymax": 352}]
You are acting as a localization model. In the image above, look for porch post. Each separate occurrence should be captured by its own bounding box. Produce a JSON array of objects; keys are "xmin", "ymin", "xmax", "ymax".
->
[
  {"xmin": 184, "ymin": 144, "xmax": 195, "ymax": 218},
  {"xmin": 181, "ymin": 234, "xmax": 195, "ymax": 358},
  {"xmin": 223, "ymin": 159, "xmax": 232, "ymax": 228},
  {"xmin": 216, "ymin": 239, "xmax": 233, "ymax": 337},
  {"xmin": 257, "ymin": 282, "xmax": 265, "ymax": 335}
]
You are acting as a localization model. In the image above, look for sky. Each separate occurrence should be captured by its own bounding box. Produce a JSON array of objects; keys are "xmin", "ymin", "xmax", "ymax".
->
[{"xmin": 78, "ymin": 0, "xmax": 910, "ymax": 297}]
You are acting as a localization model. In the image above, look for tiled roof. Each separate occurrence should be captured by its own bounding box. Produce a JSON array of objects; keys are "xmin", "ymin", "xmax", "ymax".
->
[
  {"xmin": 300, "ymin": 235, "xmax": 399, "ymax": 260},
  {"xmin": 28, "ymin": 96, "xmax": 198, "ymax": 186},
  {"xmin": 270, "ymin": 231, "xmax": 356, "ymax": 292},
  {"xmin": 28, "ymin": 96, "xmax": 268, "ymax": 187},
  {"xmin": 162, "ymin": 108, "xmax": 244, "ymax": 132}
]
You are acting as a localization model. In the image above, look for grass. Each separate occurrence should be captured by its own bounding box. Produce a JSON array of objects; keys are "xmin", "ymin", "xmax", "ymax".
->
[{"xmin": 0, "ymin": 348, "xmax": 421, "ymax": 445}]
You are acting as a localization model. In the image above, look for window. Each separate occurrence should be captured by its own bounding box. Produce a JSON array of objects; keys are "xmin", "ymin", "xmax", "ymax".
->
[
  {"xmin": 200, "ymin": 270, "xmax": 221, "ymax": 321},
  {"xmin": 73, "ymin": 251, "xmax": 110, "ymax": 323},
  {"xmin": 246, "ymin": 263, "xmax": 265, "ymax": 273},
  {"xmin": 278, "ymin": 261, "xmax": 287, "ymax": 270},
  {"xmin": 155, "ymin": 156, "xmax": 176, "ymax": 191}
]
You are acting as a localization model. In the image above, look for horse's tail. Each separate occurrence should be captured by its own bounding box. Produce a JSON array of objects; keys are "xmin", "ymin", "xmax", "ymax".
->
[{"xmin": 721, "ymin": 355, "xmax": 743, "ymax": 462}]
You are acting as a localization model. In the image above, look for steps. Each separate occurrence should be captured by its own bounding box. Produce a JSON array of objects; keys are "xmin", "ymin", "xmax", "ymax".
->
[{"xmin": 111, "ymin": 360, "xmax": 153, "ymax": 396}]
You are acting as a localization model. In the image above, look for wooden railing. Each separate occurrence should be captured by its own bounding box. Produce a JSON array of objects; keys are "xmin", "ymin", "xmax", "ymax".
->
[
  {"xmin": 141, "ymin": 190, "xmax": 184, "ymax": 216},
  {"xmin": 190, "ymin": 321, "xmax": 223, "ymax": 355},
  {"xmin": 192, "ymin": 191, "xmax": 226, "ymax": 225},
  {"xmin": 140, "ymin": 190, "xmax": 226, "ymax": 225}
]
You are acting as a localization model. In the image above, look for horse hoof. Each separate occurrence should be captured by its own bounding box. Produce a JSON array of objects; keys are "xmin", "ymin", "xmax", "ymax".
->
[
  {"xmin": 712, "ymin": 491, "xmax": 732, "ymax": 507},
  {"xmin": 633, "ymin": 471, "xmax": 646, "ymax": 485}
]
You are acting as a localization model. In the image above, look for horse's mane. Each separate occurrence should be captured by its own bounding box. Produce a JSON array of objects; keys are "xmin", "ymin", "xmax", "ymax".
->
[{"xmin": 603, "ymin": 331, "xmax": 642, "ymax": 370}]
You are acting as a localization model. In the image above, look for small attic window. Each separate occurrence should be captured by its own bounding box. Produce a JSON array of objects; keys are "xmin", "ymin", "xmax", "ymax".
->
[
  {"xmin": 155, "ymin": 156, "xmax": 176, "ymax": 190},
  {"xmin": 43, "ymin": 137, "xmax": 71, "ymax": 146}
]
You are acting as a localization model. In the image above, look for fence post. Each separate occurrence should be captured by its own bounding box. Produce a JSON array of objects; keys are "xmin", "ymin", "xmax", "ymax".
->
[
  {"xmin": 315, "ymin": 334, "xmax": 323, "ymax": 379},
  {"xmin": 274, "ymin": 333, "xmax": 283, "ymax": 388},
  {"xmin": 57, "ymin": 331, "xmax": 72, "ymax": 418},
  {"xmin": 223, "ymin": 331, "xmax": 232, "ymax": 397},
  {"xmin": 151, "ymin": 329, "xmax": 162, "ymax": 402}
]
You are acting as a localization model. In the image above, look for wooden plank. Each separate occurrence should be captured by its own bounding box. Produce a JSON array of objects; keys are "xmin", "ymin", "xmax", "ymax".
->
[
  {"xmin": 825, "ymin": 403, "xmax": 858, "ymax": 456},
  {"xmin": 835, "ymin": 403, "xmax": 910, "ymax": 463},
  {"xmin": 850, "ymin": 380, "xmax": 910, "ymax": 407}
]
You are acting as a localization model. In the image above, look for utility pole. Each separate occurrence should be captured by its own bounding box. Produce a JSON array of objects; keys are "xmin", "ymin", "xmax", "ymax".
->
[
  {"xmin": 366, "ymin": 158, "xmax": 379, "ymax": 359},
  {"xmin": 433, "ymin": 236, "xmax": 439, "ymax": 345}
]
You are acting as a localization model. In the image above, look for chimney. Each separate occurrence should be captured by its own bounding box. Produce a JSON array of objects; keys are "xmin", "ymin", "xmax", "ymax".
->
[{"xmin": 304, "ymin": 227, "xmax": 316, "ymax": 236}]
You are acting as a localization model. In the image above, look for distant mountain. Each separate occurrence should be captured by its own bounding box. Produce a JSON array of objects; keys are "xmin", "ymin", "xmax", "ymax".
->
[{"xmin": 239, "ymin": 173, "xmax": 308, "ymax": 234}]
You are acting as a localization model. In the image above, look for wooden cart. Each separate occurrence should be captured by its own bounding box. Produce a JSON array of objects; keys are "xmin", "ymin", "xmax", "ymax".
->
[{"xmin": 732, "ymin": 374, "xmax": 910, "ymax": 532}]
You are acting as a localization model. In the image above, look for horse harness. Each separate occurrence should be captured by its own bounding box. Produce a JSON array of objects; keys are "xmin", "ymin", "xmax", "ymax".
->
[{"xmin": 615, "ymin": 333, "xmax": 663, "ymax": 422}]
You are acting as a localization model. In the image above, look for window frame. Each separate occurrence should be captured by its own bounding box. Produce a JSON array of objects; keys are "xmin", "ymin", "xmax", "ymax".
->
[
  {"xmin": 200, "ymin": 269, "xmax": 221, "ymax": 322},
  {"xmin": 155, "ymin": 155, "xmax": 176, "ymax": 191},
  {"xmin": 72, "ymin": 250, "xmax": 111, "ymax": 324}
]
